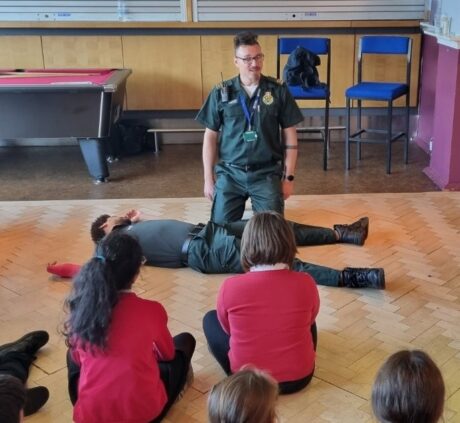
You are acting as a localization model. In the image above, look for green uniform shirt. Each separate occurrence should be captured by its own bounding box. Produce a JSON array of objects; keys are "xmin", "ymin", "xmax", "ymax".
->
[{"xmin": 196, "ymin": 75, "xmax": 303, "ymax": 166}]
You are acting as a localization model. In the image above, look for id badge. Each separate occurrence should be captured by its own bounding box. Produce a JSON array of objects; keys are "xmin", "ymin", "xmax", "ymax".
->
[{"xmin": 243, "ymin": 131, "xmax": 258, "ymax": 142}]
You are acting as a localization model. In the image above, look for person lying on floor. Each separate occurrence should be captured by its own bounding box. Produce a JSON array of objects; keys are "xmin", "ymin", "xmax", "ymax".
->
[{"xmin": 47, "ymin": 209, "xmax": 385, "ymax": 289}]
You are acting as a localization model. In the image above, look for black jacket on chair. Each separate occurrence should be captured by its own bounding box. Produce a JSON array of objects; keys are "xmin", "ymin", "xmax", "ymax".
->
[{"xmin": 283, "ymin": 46, "xmax": 321, "ymax": 89}]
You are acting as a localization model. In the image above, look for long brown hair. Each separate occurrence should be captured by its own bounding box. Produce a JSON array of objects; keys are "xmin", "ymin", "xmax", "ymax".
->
[
  {"xmin": 372, "ymin": 350, "xmax": 445, "ymax": 423},
  {"xmin": 63, "ymin": 232, "xmax": 143, "ymax": 351},
  {"xmin": 208, "ymin": 368, "xmax": 278, "ymax": 423},
  {"xmin": 240, "ymin": 211, "xmax": 297, "ymax": 271}
]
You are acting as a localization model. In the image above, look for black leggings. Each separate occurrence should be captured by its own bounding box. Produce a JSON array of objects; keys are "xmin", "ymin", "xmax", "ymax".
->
[
  {"xmin": 0, "ymin": 351, "xmax": 34, "ymax": 383},
  {"xmin": 67, "ymin": 332, "xmax": 196, "ymax": 422},
  {"xmin": 202, "ymin": 310, "xmax": 317, "ymax": 394}
]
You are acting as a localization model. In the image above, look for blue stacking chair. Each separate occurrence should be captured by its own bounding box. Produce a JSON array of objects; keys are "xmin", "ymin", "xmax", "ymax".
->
[
  {"xmin": 345, "ymin": 36, "xmax": 412, "ymax": 174},
  {"xmin": 277, "ymin": 37, "xmax": 331, "ymax": 170}
]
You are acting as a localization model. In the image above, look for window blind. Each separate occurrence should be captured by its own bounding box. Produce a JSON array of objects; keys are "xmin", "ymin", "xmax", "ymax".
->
[
  {"xmin": 193, "ymin": 0, "xmax": 426, "ymax": 21},
  {"xmin": 0, "ymin": 0, "xmax": 186, "ymax": 22}
]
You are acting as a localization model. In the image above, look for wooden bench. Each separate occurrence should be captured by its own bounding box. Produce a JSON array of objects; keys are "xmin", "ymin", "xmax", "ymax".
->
[
  {"xmin": 296, "ymin": 125, "xmax": 345, "ymax": 153},
  {"xmin": 147, "ymin": 128, "xmax": 205, "ymax": 153},
  {"xmin": 146, "ymin": 125, "xmax": 345, "ymax": 155}
]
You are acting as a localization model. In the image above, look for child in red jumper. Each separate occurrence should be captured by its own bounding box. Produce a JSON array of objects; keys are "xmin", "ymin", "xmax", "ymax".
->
[
  {"xmin": 63, "ymin": 231, "xmax": 195, "ymax": 423},
  {"xmin": 203, "ymin": 211, "xmax": 320, "ymax": 394}
]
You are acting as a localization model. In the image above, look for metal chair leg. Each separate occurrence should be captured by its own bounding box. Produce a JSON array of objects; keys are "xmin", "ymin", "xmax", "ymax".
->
[
  {"xmin": 323, "ymin": 96, "xmax": 330, "ymax": 171},
  {"xmin": 346, "ymin": 97, "xmax": 351, "ymax": 170},
  {"xmin": 404, "ymin": 94, "xmax": 410, "ymax": 164},
  {"xmin": 387, "ymin": 101, "xmax": 393, "ymax": 174},
  {"xmin": 357, "ymin": 99, "xmax": 362, "ymax": 161}
]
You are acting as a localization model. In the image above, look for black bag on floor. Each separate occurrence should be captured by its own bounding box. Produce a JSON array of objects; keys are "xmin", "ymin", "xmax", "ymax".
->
[
  {"xmin": 108, "ymin": 123, "xmax": 151, "ymax": 159},
  {"xmin": 117, "ymin": 123, "xmax": 148, "ymax": 156}
]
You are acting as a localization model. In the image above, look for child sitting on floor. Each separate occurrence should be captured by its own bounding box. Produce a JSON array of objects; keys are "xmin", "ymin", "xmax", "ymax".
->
[
  {"xmin": 63, "ymin": 231, "xmax": 195, "ymax": 423},
  {"xmin": 208, "ymin": 368, "xmax": 279, "ymax": 423},
  {"xmin": 372, "ymin": 349, "xmax": 445, "ymax": 423}
]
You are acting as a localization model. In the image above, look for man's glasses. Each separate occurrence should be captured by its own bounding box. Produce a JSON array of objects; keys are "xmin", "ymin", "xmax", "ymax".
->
[{"xmin": 235, "ymin": 54, "xmax": 265, "ymax": 65}]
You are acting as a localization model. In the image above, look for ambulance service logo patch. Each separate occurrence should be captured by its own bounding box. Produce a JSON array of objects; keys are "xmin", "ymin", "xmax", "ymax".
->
[{"xmin": 262, "ymin": 91, "xmax": 274, "ymax": 105}]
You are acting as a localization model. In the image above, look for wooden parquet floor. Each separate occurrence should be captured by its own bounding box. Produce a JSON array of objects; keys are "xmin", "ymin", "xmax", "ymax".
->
[{"xmin": 0, "ymin": 192, "xmax": 459, "ymax": 422}]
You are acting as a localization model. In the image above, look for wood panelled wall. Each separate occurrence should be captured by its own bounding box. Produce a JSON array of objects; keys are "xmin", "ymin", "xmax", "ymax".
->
[
  {"xmin": 0, "ymin": 33, "xmax": 420, "ymax": 110},
  {"xmin": 0, "ymin": 36, "xmax": 44, "ymax": 68},
  {"xmin": 123, "ymin": 36, "xmax": 203, "ymax": 109}
]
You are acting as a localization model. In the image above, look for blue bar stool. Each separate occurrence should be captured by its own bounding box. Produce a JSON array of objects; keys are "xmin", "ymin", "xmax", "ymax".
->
[{"xmin": 345, "ymin": 36, "xmax": 412, "ymax": 174}]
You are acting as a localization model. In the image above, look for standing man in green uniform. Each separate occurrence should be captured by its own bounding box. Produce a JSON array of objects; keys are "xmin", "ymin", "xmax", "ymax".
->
[{"xmin": 196, "ymin": 31, "xmax": 303, "ymax": 225}]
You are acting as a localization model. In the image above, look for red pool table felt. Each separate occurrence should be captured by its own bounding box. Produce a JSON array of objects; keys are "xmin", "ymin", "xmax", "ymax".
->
[{"xmin": 0, "ymin": 69, "xmax": 115, "ymax": 86}]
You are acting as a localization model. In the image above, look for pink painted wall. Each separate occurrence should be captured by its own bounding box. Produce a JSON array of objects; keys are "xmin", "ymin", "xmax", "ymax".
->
[
  {"xmin": 424, "ymin": 44, "xmax": 460, "ymax": 190},
  {"xmin": 414, "ymin": 34, "xmax": 438, "ymax": 153}
]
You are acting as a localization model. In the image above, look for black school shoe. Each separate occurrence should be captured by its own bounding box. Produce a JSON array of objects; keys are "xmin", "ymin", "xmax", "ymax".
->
[
  {"xmin": 24, "ymin": 386, "xmax": 50, "ymax": 416},
  {"xmin": 334, "ymin": 217, "xmax": 369, "ymax": 246},
  {"xmin": 0, "ymin": 331, "xmax": 49, "ymax": 359}
]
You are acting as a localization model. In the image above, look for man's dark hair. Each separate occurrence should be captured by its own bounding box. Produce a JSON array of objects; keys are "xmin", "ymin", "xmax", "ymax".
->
[
  {"xmin": 233, "ymin": 31, "xmax": 259, "ymax": 50},
  {"xmin": 90, "ymin": 214, "xmax": 110, "ymax": 243},
  {"xmin": 0, "ymin": 375, "xmax": 26, "ymax": 423}
]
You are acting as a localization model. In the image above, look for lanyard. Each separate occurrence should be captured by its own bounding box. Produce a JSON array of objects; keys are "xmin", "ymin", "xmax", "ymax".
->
[{"xmin": 239, "ymin": 88, "xmax": 260, "ymax": 131}]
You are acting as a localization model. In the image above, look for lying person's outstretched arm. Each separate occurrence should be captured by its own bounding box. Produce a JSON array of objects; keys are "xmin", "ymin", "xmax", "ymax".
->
[{"xmin": 46, "ymin": 262, "xmax": 81, "ymax": 278}]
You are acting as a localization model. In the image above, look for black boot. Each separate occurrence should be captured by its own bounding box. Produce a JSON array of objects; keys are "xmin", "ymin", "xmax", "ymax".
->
[
  {"xmin": 341, "ymin": 267, "xmax": 385, "ymax": 289},
  {"xmin": 24, "ymin": 386, "xmax": 49, "ymax": 416},
  {"xmin": 0, "ymin": 331, "xmax": 49, "ymax": 360},
  {"xmin": 334, "ymin": 217, "xmax": 369, "ymax": 246}
]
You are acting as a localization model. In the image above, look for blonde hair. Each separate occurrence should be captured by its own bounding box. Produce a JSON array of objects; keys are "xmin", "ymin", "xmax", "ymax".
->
[
  {"xmin": 240, "ymin": 211, "xmax": 297, "ymax": 271},
  {"xmin": 208, "ymin": 368, "xmax": 278, "ymax": 423}
]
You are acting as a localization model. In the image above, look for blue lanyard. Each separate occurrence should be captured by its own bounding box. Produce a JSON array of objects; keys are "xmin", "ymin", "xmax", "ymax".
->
[{"xmin": 239, "ymin": 88, "xmax": 260, "ymax": 131}]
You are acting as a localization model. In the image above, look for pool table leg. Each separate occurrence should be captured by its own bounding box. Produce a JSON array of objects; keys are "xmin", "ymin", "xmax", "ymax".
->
[{"xmin": 78, "ymin": 138, "xmax": 109, "ymax": 183}]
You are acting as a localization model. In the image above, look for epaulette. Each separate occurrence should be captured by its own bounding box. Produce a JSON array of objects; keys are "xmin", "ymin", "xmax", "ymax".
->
[{"xmin": 215, "ymin": 80, "xmax": 233, "ymax": 90}]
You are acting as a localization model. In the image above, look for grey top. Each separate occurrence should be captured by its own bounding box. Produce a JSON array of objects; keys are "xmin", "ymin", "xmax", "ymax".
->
[{"xmin": 118, "ymin": 220, "xmax": 195, "ymax": 268}]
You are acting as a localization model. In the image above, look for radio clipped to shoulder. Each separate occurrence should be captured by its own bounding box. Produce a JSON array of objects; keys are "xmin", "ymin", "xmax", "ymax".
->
[{"xmin": 220, "ymin": 72, "xmax": 229, "ymax": 103}]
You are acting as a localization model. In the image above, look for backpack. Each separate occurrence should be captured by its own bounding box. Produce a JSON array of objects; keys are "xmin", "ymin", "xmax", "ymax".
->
[
  {"xmin": 108, "ymin": 123, "xmax": 155, "ymax": 159},
  {"xmin": 283, "ymin": 46, "xmax": 322, "ymax": 89}
]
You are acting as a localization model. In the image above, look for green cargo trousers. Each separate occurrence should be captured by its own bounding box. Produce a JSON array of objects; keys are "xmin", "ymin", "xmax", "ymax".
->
[
  {"xmin": 210, "ymin": 162, "xmax": 284, "ymax": 225},
  {"xmin": 187, "ymin": 221, "xmax": 340, "ymax": 287}
]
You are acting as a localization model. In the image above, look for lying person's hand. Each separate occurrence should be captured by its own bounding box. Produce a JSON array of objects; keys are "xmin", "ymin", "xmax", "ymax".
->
[{"xmin": 125, "ymin": 209, "xmax": 141, "ymax": 222}]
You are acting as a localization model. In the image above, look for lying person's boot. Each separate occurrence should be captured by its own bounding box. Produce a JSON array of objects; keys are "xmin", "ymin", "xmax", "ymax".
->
[
  {"xmin": 24, "ymin": 386, "xmax": 50, "ymax": 416},
  {"xmin": 334, "ymin": 217, "xmax": 369, "ymax": 246},
  {"xmin": 0, "ymin": 331, "xmax": 49, "ymax": 359},
  {"xmin": 341, "ymin": 267, "xmax": 385, "ymax": 289}
]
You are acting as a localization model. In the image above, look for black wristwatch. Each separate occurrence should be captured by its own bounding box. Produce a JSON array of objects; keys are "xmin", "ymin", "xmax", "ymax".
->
[{"xmin": 284, "ymin": 174, "xmax": 295, "ymax": 181}]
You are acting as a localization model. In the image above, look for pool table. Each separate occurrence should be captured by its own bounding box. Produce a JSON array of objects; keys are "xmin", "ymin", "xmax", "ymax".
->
[{"xmin": 0, "ymin": 68, "xmax": 131, "ymax": 183}]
